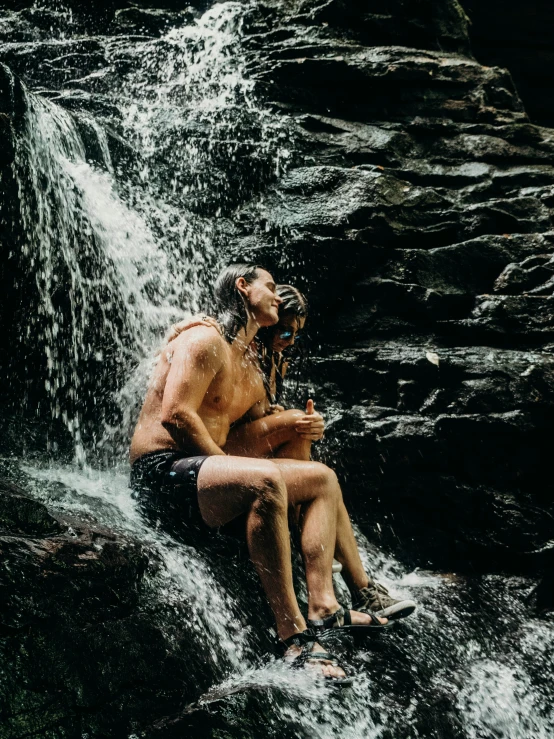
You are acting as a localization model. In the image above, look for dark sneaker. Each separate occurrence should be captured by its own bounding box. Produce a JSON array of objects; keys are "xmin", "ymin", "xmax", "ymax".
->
[{"xmin": 353, "ymin": 580, "xmax": 416, "ymax": 621}]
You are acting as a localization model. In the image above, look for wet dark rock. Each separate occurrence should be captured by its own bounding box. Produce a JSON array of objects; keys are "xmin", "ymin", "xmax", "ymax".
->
[
  {"xmin": 494, "ymin": 253, "xmax": 554, "ymax": 295},
  {"xmin": 0, "ymin": 481, "xmax": 145, "ymax": 736},
  {"xmin": 0, "ymin": 10, "xmax": 41, "ymax": 44},
  {"xmin": 131, "ymin": 0, "xmax": 210, "ymax": 8},
  {"xmin": 0, "ymin": 479, "xmax": 64, "ymax": 537},
  {"xmin": 2, "ymin": 0, "xmax": 554, "ymax": 575},
  {"xmin": 458, "ymin": 294, "xmax": 554, "ymax": 339},
  {"xmin": 0, "ymin": 61, "xmax": 26, "ymax": 120},
  {"xmin": 305, "ymin": 343, "xmax": 554, "ymax": 569},
  {"xmin": 252, "ymin": 43, "xmax": 525, "ymax": 125},
  {"xmin": 460, "ymin": 0, "xmax": 554, "ymax": 128},
  {"xmin": 220, "ymin": 1, "xmax": 554, "ymax": 574},
  {"xmin": 0, "ymin": 39, "xmax": 107, "ymax": 92},
  {"xmin": 0, "ymin": 66, "xmax": 26, "ymax": 395},
  {"xmin": 0, "ymin": 1, "xmax": 36, "ymax": 10},
  {"xmin": 0, "ymin": 476, "xmax": 290, "ymax": 738},
  {"xmin": 238, "ymin": 165, "xmax": 553, "ymax": 253},
  {"xmin": 529, "ymin": 572, "xmax": 554, "ymax": 613},
  {"xmin": 0, "ymin": 480, "xmax": 228, "ymax": 738},
  {"xmin": 251, "ymin": 0, "xmax": 472, "ymax": 54},
  {"xmin": 387, "ymin": 236, "xmax": 554, "ymax": 298},
  {"xmin": 34, "ymin": 0, "xmax": 120, "ymax": 34},
  {"xmin": 1, "ymin": 1, "xmax": 554, "ymax": 735}
]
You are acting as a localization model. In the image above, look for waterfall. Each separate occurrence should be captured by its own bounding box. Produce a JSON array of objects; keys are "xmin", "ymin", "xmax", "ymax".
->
[
  {"xmin": 5, "ymin": 2, "xmax": 287, "ymax": 692},
  {"xmin": 8, "ymin": 1, "xmax": 293, "ymax": 462},
  {"xmin": 5, "ymin": 0, "xmax": 315, "ymax": 720},
  {"xmin": 10, "ymin": 77, "xmax": 172, "ymax": 462}
]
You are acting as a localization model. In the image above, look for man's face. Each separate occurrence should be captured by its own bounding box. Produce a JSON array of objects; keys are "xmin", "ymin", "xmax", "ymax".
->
[{"xmin": 243, "ymin": 269, "xmax": 281, "ymax": 327}]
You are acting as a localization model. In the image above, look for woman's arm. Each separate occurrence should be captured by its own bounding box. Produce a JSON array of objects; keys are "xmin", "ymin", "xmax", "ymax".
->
[{"xmin": 165, "ymin": 315, "xmax": 221, "ymax": 344}]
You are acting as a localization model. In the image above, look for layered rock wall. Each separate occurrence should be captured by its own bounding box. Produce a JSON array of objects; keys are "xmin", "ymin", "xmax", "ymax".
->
[
  {"xmin": 0, "ymin": 480, "xmax": 226, "ymax": 738},
  {"xmin": 222, "ymin": 0, "xmax": 554, "ymax": 569},
  {"xmin": 1, "ymin": 1, "xmax": 554, "ymax": 736},
  {"xmin": 461, "ymin": 0, "xmax": 554, "ymax": 128}
]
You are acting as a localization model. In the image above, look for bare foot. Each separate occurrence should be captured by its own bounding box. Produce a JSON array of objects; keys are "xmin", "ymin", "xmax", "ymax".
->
[{"xmin": 285, "ymin": 641, "xmax": 346, "ymax": 680}]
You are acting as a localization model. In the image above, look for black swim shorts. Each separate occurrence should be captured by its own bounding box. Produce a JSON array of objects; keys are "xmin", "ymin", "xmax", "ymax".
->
[{"xmin": 131, "ymin": 450, "xmax": 209, "ymax": 533}]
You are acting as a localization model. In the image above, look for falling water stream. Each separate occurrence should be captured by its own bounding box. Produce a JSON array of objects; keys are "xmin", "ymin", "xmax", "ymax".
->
[{"xmin": 2, "ymin": 2, "xmax": 554, "ymax": 736}]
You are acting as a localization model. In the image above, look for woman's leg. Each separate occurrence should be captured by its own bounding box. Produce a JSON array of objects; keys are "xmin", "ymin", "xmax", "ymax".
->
[
  {"xmin": 270, "ymin": 459, "xmax": 385, "ymax": 625},
  {"xmin": 225, "ymin": 415, "xmax": 374, "ymax": 599},
  {"xmin": 334, "ymin": 497, "xmax": 370, "ymax": 592}
]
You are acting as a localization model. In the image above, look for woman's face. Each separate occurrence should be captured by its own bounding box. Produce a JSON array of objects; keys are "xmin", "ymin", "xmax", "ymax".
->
[{"xmin": 271, "ymin": 313, "xmax": 306, "ymax": 353}]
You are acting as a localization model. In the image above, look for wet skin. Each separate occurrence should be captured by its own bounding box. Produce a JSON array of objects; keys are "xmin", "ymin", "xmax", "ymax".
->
[{"xmin": 130, "ymin": 271, "xmax": 281, "ymax": 462}]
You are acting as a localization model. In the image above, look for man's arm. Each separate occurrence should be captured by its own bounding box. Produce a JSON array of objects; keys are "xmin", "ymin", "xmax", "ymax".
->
[
  {"xmin": 244, "ymin": 396, "xmax": 272, "ymax": 421},
  {"xmin": 160, "ymin": 329, "xmax": 226, "ymax": 456}
]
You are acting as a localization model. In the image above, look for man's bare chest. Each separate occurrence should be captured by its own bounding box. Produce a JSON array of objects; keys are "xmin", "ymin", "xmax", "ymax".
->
[
  {"xmin": 203, "ymin": 350, "xmax": 265, "ymax": 419},
  {"xmin": 230, "ymin": 353, "xmax": 265, "ymax": 416}
]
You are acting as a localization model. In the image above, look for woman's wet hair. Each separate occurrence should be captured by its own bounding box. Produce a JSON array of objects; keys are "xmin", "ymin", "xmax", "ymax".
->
[
  {"xmin": 213, "ymin": 262, "xmax": 266, "ymax": 341},
  {"xmin": 276, "ymin": 284, "xmax": 308, "ymax": 318},
  {"xmin": 257, "ymin": 284, "xmax": 309, "ymax": 404}
]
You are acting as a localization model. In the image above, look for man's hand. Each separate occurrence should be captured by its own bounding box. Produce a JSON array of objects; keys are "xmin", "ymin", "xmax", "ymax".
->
[{"xmin": 294, "ymin": 398, "xmax": 325, "ymax": 441}]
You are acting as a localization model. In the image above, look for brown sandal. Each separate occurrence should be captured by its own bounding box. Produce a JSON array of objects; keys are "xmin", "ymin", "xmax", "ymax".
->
[{"xmin": 282, "ymin": 629, "xmax": 353, "ymax": 686}]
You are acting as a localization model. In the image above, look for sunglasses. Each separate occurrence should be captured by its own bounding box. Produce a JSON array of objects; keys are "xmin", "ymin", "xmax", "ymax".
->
[{"xmin": 277, "ymin": 328, "xmax": 302, "ymax": 342}]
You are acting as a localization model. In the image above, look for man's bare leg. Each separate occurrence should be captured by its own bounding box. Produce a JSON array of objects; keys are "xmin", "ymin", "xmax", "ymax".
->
[
  {"xmin": 197, "ymin": 455, "xmax": 303, "ymax": 640},
  {"xmin": 196, "ymin": 455, "xmax": 346, "ymax": 679}
]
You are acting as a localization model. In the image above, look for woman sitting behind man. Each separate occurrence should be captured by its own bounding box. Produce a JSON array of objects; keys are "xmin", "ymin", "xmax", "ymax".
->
[{"xmin": 224, "ymin": 284, "xmax": 325, "ymax": 460}]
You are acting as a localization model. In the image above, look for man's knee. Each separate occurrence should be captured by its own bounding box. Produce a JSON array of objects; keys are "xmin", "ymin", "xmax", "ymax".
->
[{"xmin": 252, "ymin": 462, "xmax": 287, "ymax": 513}]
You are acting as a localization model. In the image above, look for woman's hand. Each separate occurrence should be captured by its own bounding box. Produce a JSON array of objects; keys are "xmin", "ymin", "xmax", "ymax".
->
[
  {"xmin": 266, "ymin": 404, "xmax": 285, "ymax": 415},
  {"xmin": 294, "ymin": 398, "xmax": 325, "ymax": 441},
  {"xmin": 166, "ymin": 315, "xmax": 220, "ymax": 343}
]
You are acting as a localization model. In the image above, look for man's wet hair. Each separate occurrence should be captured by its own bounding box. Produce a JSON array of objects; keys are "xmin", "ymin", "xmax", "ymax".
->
[
  {"xmin": 276, "ymin": 284, "xmax": 308, "ymax": 318},
  {"xmin": 213, "ymin": 262, "xmax": 268, "ymax": 341}
]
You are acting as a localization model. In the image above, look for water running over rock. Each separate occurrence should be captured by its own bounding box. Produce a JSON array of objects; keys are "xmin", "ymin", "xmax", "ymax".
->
[{"xmin": 10, "ymin": 77, "xmax": 167, "ymax": 460}]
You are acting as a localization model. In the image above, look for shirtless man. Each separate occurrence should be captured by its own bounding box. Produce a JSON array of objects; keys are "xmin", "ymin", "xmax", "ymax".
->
[{"xmin": 131, "ymin": 263, "xmax": 398, "ymax": 680}]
